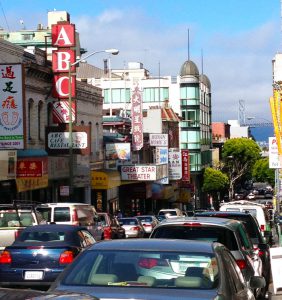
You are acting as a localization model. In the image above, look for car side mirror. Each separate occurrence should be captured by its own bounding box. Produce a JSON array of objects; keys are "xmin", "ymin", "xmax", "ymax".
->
[
  {"xmin": 250, "ymin": 276, "xmax": 266, "ymax": 289},
  {"xmin": 258, "ymin": 242, "xmax": 269, "ymax": 251}
]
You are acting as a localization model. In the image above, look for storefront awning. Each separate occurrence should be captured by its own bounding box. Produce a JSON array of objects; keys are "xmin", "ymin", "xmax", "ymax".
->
[
  {"xmin": 91, "ymin": 169, "xmax": 121, "ymax": 190},
  {"xmin": 17, "ymin": 149, "xmax": 48, "ymax": 158}
]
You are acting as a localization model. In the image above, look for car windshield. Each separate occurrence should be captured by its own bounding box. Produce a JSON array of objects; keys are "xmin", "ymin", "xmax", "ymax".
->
[
  {"xmin": 19, "ymin": 230, "xmax": 66, "ymax": 242},
  {"xmin": 151, "ymin": 226, "xmax": 238, "ymax": 251},
  {"xmin": 61, "ymin": 249, "xmax": 219, "ymax": 290},
  {"xmin": 119, "ymin": 218, "xmax": 138, "ymax": 225}
]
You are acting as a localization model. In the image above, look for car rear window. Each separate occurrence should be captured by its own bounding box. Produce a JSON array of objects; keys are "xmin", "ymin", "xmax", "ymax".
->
[
  {"xmin": 62, "ymin": 249, "xmax": 219, "ymax": 289},
  {"xmin": 19, "ymin": 230, "xmax": 66, "ymax": 242},
  {"xmin": 159, "ymin": 211, "xmax": 177, "ymax": 216},
  {"xmin": 0, "ymin": 211, "xmax": 35, "ymax": 227},
  {"xmin": 37, "ymin": 207, "xmax": 51, "ymax": 222},
  {"xmin": 151, "ymin": 226, "xmax": 238, "ymax": 251},
  {"xmin": 120, "ymin": 218, "xmax": 138, "ymax": 225},
  {"xmin": 54, "ymin": 207, "xmax": 71, "ymax": 222},
  {"xmin": 137, "ymin": 217, "xmax": 152, "ymax": 223}
]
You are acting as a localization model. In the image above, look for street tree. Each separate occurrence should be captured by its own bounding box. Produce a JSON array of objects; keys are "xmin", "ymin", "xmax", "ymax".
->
[
  {"xmin": 252, "ymin": 157, "xmax": 275, "ymax": 187},
  {"xmin": 202, "ymin": 167, "xmax": 229, "ymax": 210},
  {"xmin": 222, "ymin": 138, "xmax": 261, "ymax": 199}
]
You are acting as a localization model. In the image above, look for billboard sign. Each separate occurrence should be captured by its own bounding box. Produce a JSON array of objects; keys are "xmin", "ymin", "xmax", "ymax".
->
[
  {"xmin": 131, "ymin": 84, "xmax": 143, "ymax": 151},
  {"xmin": 0, "ymin": 64, "xmax": 25, "ymax": 149},
  {"xmin": 105, "ymin": 143, "xmax": 131, "ymax": 160},
  {"xmin": 181, "ymin": 149, "xmax": 190, "ymax": 182},
  {"xmin": 168, "ymin": 148, "xmax": 182, "ymax": 180},
  {"xmin": 150, "ymin": 134, "xmax": 168, "ymax": 147}
]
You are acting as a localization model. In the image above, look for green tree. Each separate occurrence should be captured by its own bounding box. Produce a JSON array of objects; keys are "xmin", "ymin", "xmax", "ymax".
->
[
  {"xmin": 222, "ymin": 138, "xmax": 261, "ymax": 199},
  {"xmin": 252, "ymin": 158, "xmax": 275, "ymax": 187},
  {"xmin": 202, "ymin": 167, "xmax": 229, "ymax": 210}
]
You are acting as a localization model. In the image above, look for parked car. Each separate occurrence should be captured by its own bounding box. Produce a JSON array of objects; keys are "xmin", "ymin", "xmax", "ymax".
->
[
  {"xmin": 49, "ymin": 239, "xmax": 264, "ymax": 300},
  {"xmin": 118, "ymin": 217, "xmax": 145, "ymax": 238},
  {"xmin": 195, "ymin": 211, "xmax": 271, "ymax": 298},
  {"xmin": 36, "ymin": 202, "xmax": 103, "ymax": 241},
  {"xmin": 156, "ymin": 215, "xmax": 167, "ymax": 222},
  {"xmin": 135, "ymin": 215, "xmax": 159, "ymax": 236},
  {"xmin": 0, "ymin": 287, "xmax": 98, "ymax": 299},
  {"xmin": 158, "ymin": 208, "xmax": 184, "ymax": 218},
  {"xmin": 149, "ymin": 216, "xmax": 263, "ymax": 296},
  {"xmin": 97, "ymin": 212, "xmax": 125, "ymax": 240},
  {"xmin": 219, "ymin": 200, "xmax": 273, "ymax": 246},
  {"xmin": 0, "ymin": 224, "xmax": 96, "ymax": 288},
  {"xmin": 0, "ymin": 200, "xmax": 46, "ymax": 251}
]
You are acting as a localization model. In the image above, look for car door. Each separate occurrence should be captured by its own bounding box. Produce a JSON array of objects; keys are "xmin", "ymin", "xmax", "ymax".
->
[{"xmin": 222, "ymin": 249, "xmax": 255, "ymax": 300}]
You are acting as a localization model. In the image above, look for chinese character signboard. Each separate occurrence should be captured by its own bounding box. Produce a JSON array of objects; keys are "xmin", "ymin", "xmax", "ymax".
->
[
  {"xmin": 17, "ymin": 160, "xmax": 43, "ymax": 177},
  {"xmin": 0, "ymin": 64, "xmax": 25, "ymax": 149},
  {"xmin": 131, "ymin": 84, "xmax": 143, "ymax": 151},
  {"xmin": 181, "ymin": 149, "xmax": 190, "ymax": 182},
  {"xmin": 51, "ymin": 22, "xmax": 77, "ymax": 123},
  {"xmin": 168, "ymin": 148, "xmax": 182, "ymax": 180}
]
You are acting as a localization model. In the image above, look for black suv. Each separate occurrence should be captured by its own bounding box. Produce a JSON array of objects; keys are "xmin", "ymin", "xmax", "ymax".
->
[{"xmin": 195, "ymin": 211, "xmax": 271, "ymax": 297}]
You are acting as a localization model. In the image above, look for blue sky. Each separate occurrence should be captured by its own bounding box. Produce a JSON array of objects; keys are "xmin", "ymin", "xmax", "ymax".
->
[{"xmin": 0, "ymin": 0, "xmax": 280, "ymax": 122}]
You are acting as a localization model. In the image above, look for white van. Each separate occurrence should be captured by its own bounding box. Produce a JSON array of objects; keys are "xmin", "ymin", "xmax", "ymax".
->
[
  {"xmin": 219, "ymin": 200, "xmax": 271, "ymax": 240},
  {"xmin": 37, "ymin": 203, "xmax": 102, "ymax": 241}
]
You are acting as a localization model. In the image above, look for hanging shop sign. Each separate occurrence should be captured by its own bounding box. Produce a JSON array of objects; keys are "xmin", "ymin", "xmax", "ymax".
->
[
  {"xmin": 121, "ymin": 164, "xmax": 167, "ymax": 181},
  {"xmin": 105, "ymin": 143, "xmax": 131, "ymax": 160},
  {"xmin": 269, "ymin": 137, "xmax": 281, "ymax": 169},
  {"xmin": 17, "ymin": 160, "xmax": 43, "ymax": 177},
  {"xmin": 181, "ymin": 149, "xmax": 190, "ymax": 182},
  {"xmin": 168, "ymin": 148, "xmax": 182, "ymax": 180},
  {"xmin": 0, "ymin": 150, "xmax": 17, "ymax": 180},
  {"xmin": 131, "ymin": 84, "xmax": 143, "ymax": 151},
  {"xmin": 0, "ymin": 64, "xmax": 25, "ymax": 149},
  {"xmin": 16, "ymin": 174, "xmax": 48, "ymax": 193},
  {"xmin": 51, "ymin": 21, "xmax": 77, "ymax": 123},
  {"xmin": 150, "ymin": 134, "xmax": 168, "ymax": 147},
  {"xmin": 45, "ymin": 125, "xmax": 90, "ymax": 155}
]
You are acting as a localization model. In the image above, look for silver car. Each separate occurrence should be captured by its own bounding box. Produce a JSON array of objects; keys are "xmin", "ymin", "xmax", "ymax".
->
[
  {"xmin": 118, "ymin": 217, "xmax": 145, "ymax": 238},
  {"xmin": 49, "ymin": 239, "xmax": 265, "ymax": 300},
  {"xmin": 135, "ymin": 215, "xmax": 159, "ymax": 235}
]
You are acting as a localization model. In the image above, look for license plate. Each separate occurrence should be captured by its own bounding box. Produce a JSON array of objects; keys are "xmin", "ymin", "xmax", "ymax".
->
[{"xmin": 24, "ymin": 271, "xmax": 43, "ymax": 280}]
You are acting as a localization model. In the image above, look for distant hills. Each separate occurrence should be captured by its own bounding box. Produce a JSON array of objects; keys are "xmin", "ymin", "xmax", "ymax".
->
[{"xmin": 250, "ymin": 126, "xmax": 274, "ymax": 142}]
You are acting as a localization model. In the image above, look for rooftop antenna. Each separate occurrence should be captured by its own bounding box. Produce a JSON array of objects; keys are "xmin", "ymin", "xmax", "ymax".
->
[
  {"xmin": 187, "ymin": 28, "xmax": 190, "ymax": 61},
  {"xmin": 0, "ymin": 0, "xmax": 10, "ymax": 32}
]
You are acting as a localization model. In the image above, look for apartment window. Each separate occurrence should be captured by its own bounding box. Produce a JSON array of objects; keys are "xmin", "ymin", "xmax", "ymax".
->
[
  {"xmin": 180, "ymin": 86, "xmax": 199, "ymax": 105},
  {"xmin": 22, "ymin": 34, "xmax": 34, "ymax": 40},
  {"xmin": 181, "ymin": 131, "xmax": 200, "ymax": 149},
  {"xmin": 143, "ymin": 87, "xmax": 169, "ymax": 103},
  {"xmin": 181, "ymin": 109, "xmax": 200, "ymax": 127},
  {"xmin": 189, "ymin": 153, "xmax": 201, "ymax": 172},
  {"xmin": 104, "ymin": 88, "xmax": 130, "ymax": 104},
  {"xmin": 38, "ymin": 101, "xmax": 43, "ymax": 140}
]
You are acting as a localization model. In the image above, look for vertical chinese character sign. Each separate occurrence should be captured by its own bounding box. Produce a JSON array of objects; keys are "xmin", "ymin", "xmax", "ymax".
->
[
  {"xmin": 181, "ymin": 149, "xmax": 190, "ymax": 182},
  {"xmin": 0, "ymin": 64, "xmax": 24, "ymax": 149},
  {"xmin": 131, "ymin": 84, "xmax": 143, "ymax": 151}
]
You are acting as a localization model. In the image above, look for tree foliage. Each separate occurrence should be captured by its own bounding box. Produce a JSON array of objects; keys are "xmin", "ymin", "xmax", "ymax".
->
[
  {"xmin": 222, "ymin": 138, "xmax": 261, "ymax": 198},
  {"xmin": 252, "ymin": 158, "xmax": 275, "ymax": 187},
  {"xmin": 202, "ymin": 167, "xmax": 229, "ymax": 210}
]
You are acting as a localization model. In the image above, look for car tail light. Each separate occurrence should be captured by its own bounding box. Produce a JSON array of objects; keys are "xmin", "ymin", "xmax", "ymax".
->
[
  {"xmin": 260, "ymin": 225, "xmax": 265, "ymax": 232},
  {"xmin": 103, "ymin": 226, "xmax": 112, "ymax": 240},
  {"xmin": 183, "ymin": 223, "xmax": 202, "ymax": 227},
  {"xmin": 236, "ymin": 259, "xmax": 247, "ymax": 270},
  {"xmin": 131, "ymin": 226, "xmax": 140, "ymax": 231},
  {"xmin": 71, "ymin": 209, "xmax": 79, "ymax": 226},
  {"xmin": 14, "ymin": 229, "xmax": 22, "ymax": 240},
  {"xmin": 138, "ymin": 258, "xmax": 169, "ymax": 269},
  {"xmin": 59, "ymin": 250, "xmax": 74, "ymax": 264},
  {"xmin": 0, "ymin": 251, "xmax": 12, "ymax": 264}
]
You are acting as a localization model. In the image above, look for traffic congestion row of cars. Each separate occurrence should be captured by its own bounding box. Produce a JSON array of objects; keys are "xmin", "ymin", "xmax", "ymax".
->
[{"xmin": 0, "ymin": 199, "xmax": 275, "ymax": 299}]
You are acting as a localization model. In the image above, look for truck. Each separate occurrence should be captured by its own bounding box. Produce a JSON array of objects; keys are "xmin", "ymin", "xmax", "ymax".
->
[{"xmin": 0, "ymin": 201, "xmax": 46, "ymax": 251}]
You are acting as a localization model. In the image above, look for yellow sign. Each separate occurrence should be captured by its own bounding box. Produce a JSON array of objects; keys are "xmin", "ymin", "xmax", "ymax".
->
[
  {"xmin": 91, "ymin": 170, "xmax": 121, "ymax": 189},
  {"xmin": 16, "ymin": 174, "xmax": 48, "ymax": 192}
]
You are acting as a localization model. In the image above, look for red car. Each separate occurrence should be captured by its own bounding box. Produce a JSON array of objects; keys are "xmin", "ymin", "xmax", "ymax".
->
[{"xmin": 98, "ymin": 213, "xmax": 126, "ymax": 240}]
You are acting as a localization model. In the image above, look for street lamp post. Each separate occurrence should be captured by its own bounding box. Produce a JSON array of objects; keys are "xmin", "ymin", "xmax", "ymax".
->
[{"xmin": 68, "ymin": 48, "xmax": 119, "ymax": 200}]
